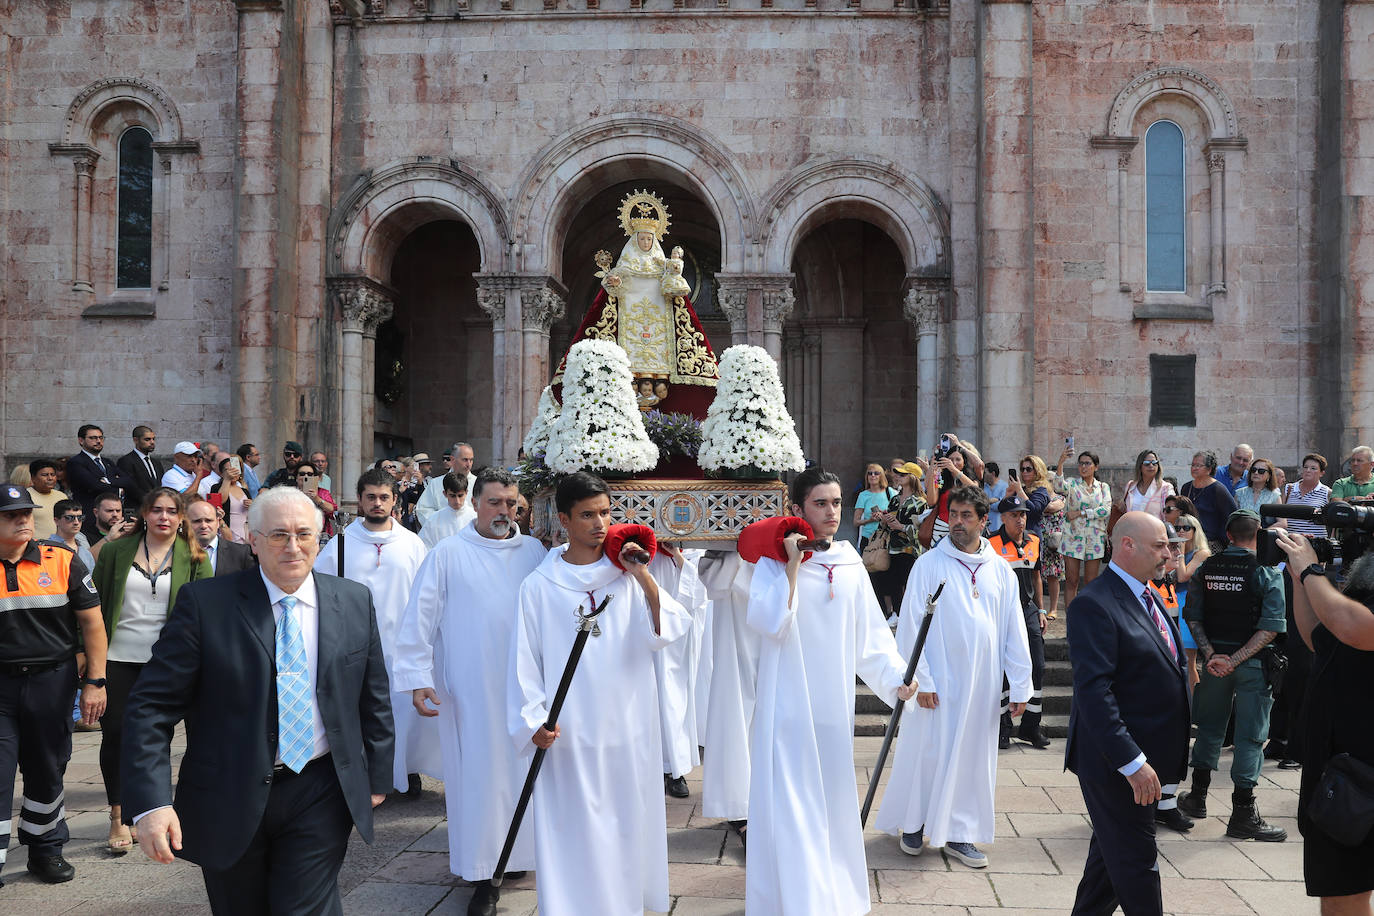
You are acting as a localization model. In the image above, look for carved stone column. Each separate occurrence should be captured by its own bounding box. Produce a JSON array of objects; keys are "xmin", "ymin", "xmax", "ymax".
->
[
  {"xmin": 330, "ymin": 277, "xmax": 394, "ymax": 509},
  {"xmin": 716, "ymin": 279, "xmax": 749, "ymax": 347},
  {"xmin": 476, "ymin": 273, "xmax": 567, "ymax": 466},
  {"xmin": 904, "ymin": 280, "xmax": 945, "ymax": 451},
  {"xmin": 1202, "ymin": 143, "xmax": 1238, "ymax": 298},
  {"xmin": 713, "ymin": 272, "xmax": 796, "ymax": 360},
  {"xmin": 761, "ymin": 281, "xmax": 796, "ymax": 363},
  {"xmin": 48, "ymin": 145, "xmax": 100, "ymax": 293}
]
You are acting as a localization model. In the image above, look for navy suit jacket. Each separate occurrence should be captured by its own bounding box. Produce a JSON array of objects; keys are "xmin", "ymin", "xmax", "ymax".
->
[
  {"xmin": 65, "ymin": 451, "xmax": 133, "ymax": 510},
  {"xmin": 1064, "ymin": 568, "xmax": 1190, "ymax": 787},
  {"xmin": 120, "ymin": 570, "xmax": 394, "ymax": 871},
  {"xmin": 116, "ymin": 449, "xmax": 165, "ymax": 508}
]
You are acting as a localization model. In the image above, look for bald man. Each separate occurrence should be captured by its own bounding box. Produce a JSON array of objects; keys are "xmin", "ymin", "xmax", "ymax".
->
[{"xmin": 1064, "ymin": 512, "xmax": 1190, "ymax": 916}]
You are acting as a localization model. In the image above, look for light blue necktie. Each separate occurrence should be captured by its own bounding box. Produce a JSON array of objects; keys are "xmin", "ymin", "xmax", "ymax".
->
[{"xmin": 275, "ymin": 595, "xmax": 313, "ymax": 772}]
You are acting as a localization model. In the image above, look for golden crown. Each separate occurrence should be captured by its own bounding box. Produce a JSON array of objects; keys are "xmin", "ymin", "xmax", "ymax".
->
[{"xmin": 618, "ymin": 190, "xmax": 671, "ymax": 240}]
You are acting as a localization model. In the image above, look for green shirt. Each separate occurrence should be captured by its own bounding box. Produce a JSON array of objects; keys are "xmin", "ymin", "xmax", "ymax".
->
[{"xmin": 1331, "ymin": 475, "xmax": 1374, "ymax": 500}]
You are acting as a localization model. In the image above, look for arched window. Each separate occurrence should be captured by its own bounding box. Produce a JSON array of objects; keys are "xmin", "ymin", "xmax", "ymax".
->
[
  {"xmin": 116, "ymin": 126, "xmax": 153, "ymax": 289},
  {"xmin": 1145, "ymin": 120, "xmax": 1186, "ymax": 293}
]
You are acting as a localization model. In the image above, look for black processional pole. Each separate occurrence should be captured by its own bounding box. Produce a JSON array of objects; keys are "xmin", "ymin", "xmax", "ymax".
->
[
  {"xmin": 860, "ymin": 579, "xmax": 945, "ymax": 828},
  {"xmin": 491, "ymin": 593, "xmax": 612, "ymax": 887}
]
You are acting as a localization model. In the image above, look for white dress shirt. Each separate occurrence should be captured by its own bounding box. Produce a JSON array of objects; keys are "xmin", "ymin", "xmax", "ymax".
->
[{"xmin": 261, "ymin": 570, "xmax": 330, "ymax": 764}]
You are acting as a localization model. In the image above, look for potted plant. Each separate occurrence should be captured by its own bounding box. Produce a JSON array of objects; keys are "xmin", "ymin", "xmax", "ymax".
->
[
  {"xmin": 544, "ymin": 339, "xmax": 660, "ymax": 476},
  {"xmin": 698, "ymin": 344, "xmax": 805, "ymax": 479}
]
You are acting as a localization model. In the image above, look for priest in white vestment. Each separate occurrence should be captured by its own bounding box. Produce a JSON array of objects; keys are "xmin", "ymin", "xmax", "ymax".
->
[
  {"xmin": 418, "ymin": 471, "xmax": 477, "ymax": 548},
  {"xmin": 509, "ymin": 473, "xmax": 691, "ymax": 916},
  {"xmin": 875, "ymin": 485, "xmax": 1033, "ymax": 869},
  {"xmin": 651, "ymin": 545, "xmax": 709, "ymax": 797},
  {"xmin": 392, "ymin": 468, "xmax": 546, "ymax": 915},
  {"xmin": 314, "ymin": 468, "xmax": 439, "ymax": 794},
  {"xmin": 699, "ymin": 551, "xmax": 759, "ymax": 838},
  {"xmin": 745, "ymin": 469, "xmax": 916, "ymax": 916}
]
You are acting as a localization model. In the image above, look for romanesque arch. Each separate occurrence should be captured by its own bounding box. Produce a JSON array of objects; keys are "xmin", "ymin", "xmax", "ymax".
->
[
  {"xmin": 1105, "ymin": 66, "xmax": 1242, "ymax": 141},
  {"xmin": 757, "ymin": 155, "xmax": 951, "ymax": 277},
  {"xmin": 510, "ymin": 114, "xmax": 756, "ymax": 277},
  {"xmin": 61, "ymin": 76, "xmax": 186, "ymax": 144},
  {"xmin": 329, "ymin": 158, "xmax": 510, "ymax": 280}
]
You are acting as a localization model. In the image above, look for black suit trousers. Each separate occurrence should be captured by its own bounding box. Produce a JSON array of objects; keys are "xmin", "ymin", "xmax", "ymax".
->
[
  {"xmin": 200, "ymin": 755, "xmax": 352, "ymax": 916},
  {"xmin": 1072, "ymin": 774, "xmax": 1163, "ymax": 916}
]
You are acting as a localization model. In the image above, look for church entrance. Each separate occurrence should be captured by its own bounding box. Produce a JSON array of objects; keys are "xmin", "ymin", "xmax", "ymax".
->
[
  {"xmin": 782, "ymin": 219, "xmax": 918, "ymax": 491},
  {"xmin": 376, "ymin": 219, "xmax": 492, "ymax": 461}
]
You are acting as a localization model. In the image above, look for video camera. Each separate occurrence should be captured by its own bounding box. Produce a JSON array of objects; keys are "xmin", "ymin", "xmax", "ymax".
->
[{"xmin": 1257, "ymin": 499, "xmax": 1374, "ymax": 566}]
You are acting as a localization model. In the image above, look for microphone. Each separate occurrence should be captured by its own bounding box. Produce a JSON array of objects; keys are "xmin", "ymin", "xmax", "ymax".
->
[{"xmin": 1259, "ymin": 503, "xmax": 1324, "ymax": 522}]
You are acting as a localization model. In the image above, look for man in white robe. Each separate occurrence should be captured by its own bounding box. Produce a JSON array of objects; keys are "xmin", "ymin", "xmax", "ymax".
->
[
  {"xmin": 699, "ymin": 551, "xmax": 759, "ymax": 841},
  {"xmin": 415, "ymin": 442, "xmax": 475, "ymax": 526},
  {"xmin": 314, "ymin": 468, "xmax": 438, "ymax": 795},
  {"xmin": 650, "ymin": 545, "xmax": 709, "ymax": 797},
  {"xmin": 392, "ymin": 467, "xmax": 545, "ymax": 916},
  {"xmin": 418, "ymin": 471, "xmax": 477, "ymax": 548},
  {"xmin": 875, "ymin": 485, "xmax": 1033, "ymax": 868},
  {"xmin": 746, "ymin": 468, "xmax": 916, "ymax": 916},
  {"xmin": 509, "ymin": 472, "xmax": 691, "ymax": 916}
]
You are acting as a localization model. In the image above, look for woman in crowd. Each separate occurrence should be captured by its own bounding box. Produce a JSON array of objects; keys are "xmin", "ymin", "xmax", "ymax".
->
[
  {"xmin": 854, "ymin": 463, "xmax": 893, "ymax": 552},
  {"xmin": 1172, "ymin": 513, "xmax": 1211, "ymax": 688},
  {"xmin": 1181, "ymin": 450, "xmax": 1238, "ymax": 551},
  {"xmin": 91, "ymin": 487, "xmax": 211, "ymax": 853},
  {"xmin": 1234, "ymin": 457, "xmax": 1281, "ymax": 514},
  {"xmin": 1058, "ymin": 448, "xmax": 1112, "ymax": 606},
  {"xmin": 1279, "ymin": 453, "xmax": 1331, "ymax": 538},
  {"xmin": 1010, "ymin": 454, "xmax": 1067, "ymax": 616},
  {"xmin": 877, "ymin": 461, "xmax": 928, "ymax": 625},
  {"xmin": 1119, "ymin": 449, "xmax": 1174, "ymax": 519},
  {"xmin": 294, "ymin": 461, "xmax": 337, "ymax": 537},
  {"xmin": 923, "ymin": 443, "xmax": 981, "ymax": 547},
  {"xmin": 210, "ymin": 454, "xmax": 252, "ymax": 542}
]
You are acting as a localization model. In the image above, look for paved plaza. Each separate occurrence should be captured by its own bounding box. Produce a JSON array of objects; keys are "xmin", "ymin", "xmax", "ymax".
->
[{"xmin": 6, "ymin": 725, "xmax": 1308, "ymax": 915}]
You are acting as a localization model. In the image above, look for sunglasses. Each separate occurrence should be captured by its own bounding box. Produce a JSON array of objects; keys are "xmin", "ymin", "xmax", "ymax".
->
[
  {"xmin": 1164, "ymin": 505, "xmax": 1180, "ymax": 512},
  {"xmin": 1176, "ymin": 524, "xmax": 1195, "ymax": 531},
  {"xmin": 283, "ymin": 451, "xmax": 302, "ymax": 458},
  {"xmin": 1020, "ymin": 466, "xmax": 1034, "ymax": 473},
  {"xmin": 1141, "ymin": 459, "xmax": 1159, "ymax": 467},
  {"xmin": 60, "ymin": 514, "xmax": 83, "ymax": 522},
  {"xmin": 867, "ymin": 471, "xmax": 881, "ymax": 476},
  {"xmin": 296, "ymin": 472, "xmax": 316, "ymax": 479},
  {"xmin": 1251, "ymin": 468, "xmax": 1270, "ymax": 474}
]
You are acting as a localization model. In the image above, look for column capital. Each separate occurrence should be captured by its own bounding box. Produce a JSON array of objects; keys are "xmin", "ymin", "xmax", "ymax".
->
[
  {"xmin": 474, "ymin": 273, "xmax": 568, "ymax": 328},
  {"xmin": 520, "ymin": 284, "xmax": 566, "ymax": 331},
  {"xmin": 762, "ymin": 285, "xmax": 795, "ymax": 326},
  {"xmin": 329, "ymin": 276, "xmax": 395, "ymax": 334},
  {"xmin": 48, "ymin": 143, "xmax": 100, "ymax": 170},
  {"xmin": 903, "ymin": 278, "xmax": 945, "ymax": 336}
]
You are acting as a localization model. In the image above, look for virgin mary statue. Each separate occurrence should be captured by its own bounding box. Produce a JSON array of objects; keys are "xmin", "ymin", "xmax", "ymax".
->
[{"xmin": 552, "ymin": 190, "xmax": 719, "ymax": 418}]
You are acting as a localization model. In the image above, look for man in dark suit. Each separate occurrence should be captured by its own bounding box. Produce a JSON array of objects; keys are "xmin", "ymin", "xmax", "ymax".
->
[
  {"xmin": 121, "ymin": 485, "xmax": 393, "ymax": 914},
  {"xmin": 66, "ymin": 424, "xmax": 133, "ymax": 538},
  {"xmin": 115, "ymin": 425, "xmax": 165, "ymax": 509},
  {"xmin": 1065, "ymin": 511, "xmax": 1190, "ymax": 916},
  {"xmin": 185, "ymin": 496, "xmax": 256, "ymax": 575}
]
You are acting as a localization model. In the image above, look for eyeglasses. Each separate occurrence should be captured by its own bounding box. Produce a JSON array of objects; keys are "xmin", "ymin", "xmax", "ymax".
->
[
  {"xmin": 256, "ymin": 530, "xmax": 316, "ymax": 547},
  {"xmin": 1141, "ymin": 459, "xmax": 1158, "ymax": 467},
  {"xmin": 1251, "ymin": 468, "xmax": 1270, "ymax": 475},
  {"xmin": 1176, "ymin": 524, "xmax": 1195, "ymax": 531}
]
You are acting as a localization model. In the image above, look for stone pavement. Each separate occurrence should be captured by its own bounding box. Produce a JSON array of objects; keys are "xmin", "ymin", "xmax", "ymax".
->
[{"xmin": 7, "ymin": 728, "xmax": 1308, "ymax": 914}]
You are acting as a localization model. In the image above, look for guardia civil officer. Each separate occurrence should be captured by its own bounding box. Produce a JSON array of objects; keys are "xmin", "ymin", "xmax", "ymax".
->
[
  {"xmin": 0, "ymin": 484, "xmax": 108, "ymax": 885},
  {"xmin": 1176, "ymin": 508, "xmax": 1287, "ymax": 841}
]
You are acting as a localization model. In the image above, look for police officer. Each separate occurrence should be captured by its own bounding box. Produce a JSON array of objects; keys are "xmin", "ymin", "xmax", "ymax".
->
[
  {"xmin": 1176, "ymin": 508, "xmax": 1287, "ymax": 841},
  {"xmin": 990, "ymin": 495, "xmax": 1050, "ymax": 748},
  {"xmin": 0, "ymin": 484, "xmax": 108, "ymax": 884}
]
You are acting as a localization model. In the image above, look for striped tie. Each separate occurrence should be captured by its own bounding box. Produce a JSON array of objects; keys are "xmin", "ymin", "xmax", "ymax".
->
[
  {"xmin": 1142, "ymin": 588, "xmax": 1177, "ymax": 660},
  {"xmin": 275, "ymin": 596, "xmax": 313, "ymax": 772}
]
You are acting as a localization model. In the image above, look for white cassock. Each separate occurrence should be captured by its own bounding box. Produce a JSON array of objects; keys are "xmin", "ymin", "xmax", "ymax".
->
[
  {"xmin": 699, "ymin": 552, "xmax": 758, "ymax": 820},
  {"xmin": 415, "ymin": 471, "xmax": 475, "ymax": 525},
  {"xmin": 418, "ymin": 503, "xmax": 476, "ymax": 549},
  {"xmin": 651, "ymin": 549, "xmax": 709, "ymax": 777},
  {"xmin": 746, "ymin": 540, "xmax": 908, "ymax": 916},
  {"xmin": 391, "ymin": 524, "xmax": 546, "ymax": 880},
  {"xmin": 874, "ymin": 535, "xmax": 1032, "ymax": 847},
  {"xmin": 509, "ymin": 547, "xmax": 691, "ymax": 916},
  {"xmin": 314, "ymin": 519, "xmax": 439, "ymax": 792}
]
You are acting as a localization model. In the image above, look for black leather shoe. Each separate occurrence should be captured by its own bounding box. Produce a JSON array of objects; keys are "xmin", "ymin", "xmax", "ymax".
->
[
  {"xmin": 466, "ymin": 880, "xmax": 499, "ymax": 916},
  {"xmin": 1176, "ymin": 791, "xmax": 1207, "ymax": 819},
  {"xmin": 998, "ymin": 731, "xmax": 1011, "ymax": 749},
  {"xmin": 1154, "ymin": 806, "xmax": 1194, "ymax": 832},
  {"xmin": 27, "ymin": 854, "xmax": 75, "ymax": 883},
  {"xmin": 404, "ymin": 773, "xmax": 423, "ymax": 798},
  {"xmin": 1278, "ymin": 758, "xmax": 1301, "ymax": 770},
  {"xmin": 665, "ymin": 774, "xmax": 690, "ymax": 798},
  {"xmin": 1226, "ymin": 802, "xmax": 1287, "ymax": 841},
  {"xmin": 503, "ymin": 871, "xmax": 527, "ymax": 880},
  {"xmin": 1017, "ymin": 729, "xmax": 1052, "ymax": 749}
]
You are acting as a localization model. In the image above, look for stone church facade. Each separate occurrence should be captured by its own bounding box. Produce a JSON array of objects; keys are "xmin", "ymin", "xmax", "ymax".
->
[{"xmin": 2, "ymin": 0, "xmax": 1371, "ymax": 491}]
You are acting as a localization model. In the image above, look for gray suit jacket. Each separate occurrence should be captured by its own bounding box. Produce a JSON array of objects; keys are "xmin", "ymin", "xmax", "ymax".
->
[{"xmin": 210, "ymin": 538, "xmax": 256, "ymax": 576}]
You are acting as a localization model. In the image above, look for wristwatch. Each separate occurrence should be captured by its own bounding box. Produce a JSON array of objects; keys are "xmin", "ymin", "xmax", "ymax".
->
[
  {"xmin": 1299, "ymin": 563, "xmax": 1326, "ymax": 585},
  {"xmin": 80, "ymin": 676, "xmax": 107, "ymax": 688}
]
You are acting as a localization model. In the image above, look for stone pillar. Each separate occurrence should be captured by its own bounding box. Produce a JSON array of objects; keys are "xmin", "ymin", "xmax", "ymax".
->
[
  {"xmin": 1204, "ymin": 148, "xmax": 1227, "ymax": 297},
  {"xmin": 476, "ymin": 273, "xmax": 566, "ymax": 466},
  {"xmin": 72, "ymin": 155, "xmax": 97, "ymax": 294},
  {"xmin": 330, "ymin": 277, "xmax": 393, "ymax": 510},
  {"xmin": 713, "ymin": 272, "xmax": 796, "ymax": 360},
  {"xmin": 977, "ymin": 0, "xmax": 1035, "ymax": 458},
  {"xmin": 904, "ymin": 280, "xmax": 945, "ymax": 451}
]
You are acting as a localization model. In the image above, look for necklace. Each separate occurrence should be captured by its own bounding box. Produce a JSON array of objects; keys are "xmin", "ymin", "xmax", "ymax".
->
[
  {"xmin": 953, "ymin": 556, "xmax": 985, "ymax": 598},
  {"xmin": 142, "ymin": 537, "xmax": 175, "ymax": 598}
]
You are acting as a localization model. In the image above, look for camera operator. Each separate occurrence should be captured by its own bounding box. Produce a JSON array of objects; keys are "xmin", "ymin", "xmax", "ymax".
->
[
  {"xmin": 1176, "ymin": 509, "xmax": 1288, "ymax": 842},
  {"xmin": 1275, "ymin": 527, "xmax": 1374, "ymax": 910}
]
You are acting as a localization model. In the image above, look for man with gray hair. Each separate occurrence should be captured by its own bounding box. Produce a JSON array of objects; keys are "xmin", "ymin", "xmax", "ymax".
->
[
  {"xmin": 122, "ymin": 484, "xmax": 394, "ymax": 913},
  {"xmin": 1332, "ymin": 445, "xmax": 1374, "ymax": 500},
  {"xmin": 1216, "ymin": 443, "xmax": 1254, "ymax": 495},
  {"xmin": 415, "ymin": 442, "xmax": 475, "ymax": 526}
]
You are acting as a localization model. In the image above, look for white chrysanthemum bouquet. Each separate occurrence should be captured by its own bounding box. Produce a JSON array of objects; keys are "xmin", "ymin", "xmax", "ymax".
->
[
  {"xmin": 697, "ymin": 344, "xmax": 805, "ymax": 474},
  {"xmin": 544, "ymin": 340, "xmax": 660, "ymax": 474},
  {"xmin": 522, "ymin": 386, "xmax": 561, "ymax": 457}
]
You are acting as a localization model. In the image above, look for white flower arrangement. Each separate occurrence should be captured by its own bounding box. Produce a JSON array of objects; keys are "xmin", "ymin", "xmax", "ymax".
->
[
  {"xmin": 545, "ymin": 339, "xmax": 660, "ymax": 474},
  {"xmin": 698, "ymin": 344, "xmax": 805, "ymax": 473},
  {"xmin": 522, "ymin": 385, "xmax": 561, "ymax": 456}
]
